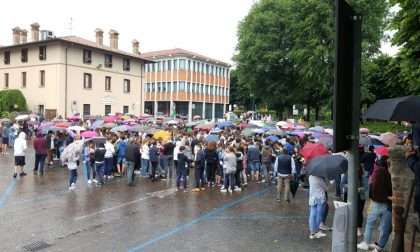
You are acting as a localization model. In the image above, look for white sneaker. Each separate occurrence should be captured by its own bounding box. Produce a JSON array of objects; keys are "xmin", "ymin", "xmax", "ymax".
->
[
  {"xmin": 134, "ymin": 170, "xmax": 141, "ymax": 175},
  {"xmin": 220, "ymin": 189, "xmax": 227, "ymax": 193},
  {"xmin": 87, "ymin": 179, "xmax": 92, "ymax": 184},
  {"xmin": 92, "ymin": 179, "xmax": 98, "ymax": 183},
  {"xmin": 261, "ymin": 179, "xmax": 266, "ymax": 183},
  {"xmin": 71, "ymin": 183, "xmax": 77, "ymax": 189},
  {"xmin": 314, "ymin": 232, "xmax": 326, "ymax": 238},
  {"xmin": 357, "ymin": 229, "xmax": 362, "ymax": 237},
  {"xmin": 108, "ymin": 175, "xmax": 113, "ymax": 179},
  {"xmin": 357, "ymin": 241, "xmax": 370, "ymax": 250},
  {"xmin": 220, "ymin": 186, "xmax": 225, "ymax": 190},
  {"xmin": 234, "ymin": 187, "xmax": 242, "ymax": 192}
]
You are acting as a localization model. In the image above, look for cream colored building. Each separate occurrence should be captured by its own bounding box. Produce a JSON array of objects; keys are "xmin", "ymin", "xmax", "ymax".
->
[{"xmin": 0, "ymin": 23, "xmax": 152, "ymax": 119}]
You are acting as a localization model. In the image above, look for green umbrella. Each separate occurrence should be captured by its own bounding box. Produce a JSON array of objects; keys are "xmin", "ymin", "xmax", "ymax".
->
[{"xmin": 243, "ymin": 129, "xmax": 253, "ymax": 138}]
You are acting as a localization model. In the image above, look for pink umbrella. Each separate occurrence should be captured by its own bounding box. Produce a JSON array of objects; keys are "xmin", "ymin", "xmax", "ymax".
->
[
  {"xmin": 55, "ymin": 123, "xmax": 69, "ymax": 128},
  {"xmin": 359, "ymin": 128, "xmax": 370, "ymax": 133},
  {"xmin": 114, "ymin": 115, "xmax": 122, "ymax": 120},
  {"xmin": 69, "ymin": 116, "xmax": 82, "ymax": 121},
  {"xmin": 380, "ymin": 132, "xmax": 398, "ymax": 146},
  {"xmin": 295, "ymin": 125, "xmax": 306, "ymax": 130},
  {"xmin": 104, "ymin": 117, "xmax": 115, "ymax": 123},
  {"xmin": 81, "ymin": 131, "xmax": 99, "ymax": 138}
]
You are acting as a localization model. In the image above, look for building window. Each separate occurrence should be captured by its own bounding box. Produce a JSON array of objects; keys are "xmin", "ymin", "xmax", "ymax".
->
[
  {"xmin": 226, "ymin": 69, "xmax": 229, "ymax": 77},
  {"xmin": 192, "ymin": 61, "xmax": 196, "ymax": 72},
  {"xmin": 145, "ymin": 64, "xmax": 149, "ymax": 72},
  {"xmin": 105, "ymin": 76, "xmax": 111, "ymax": 91},
  {"xmin": 146, "ymin": 83, "xmax": 150, "ymax": 93},
  {"xmin": 123, "ymin": 79, "xmax": 130, "ymax": 93},
  {"xmin": 157, "ymin": 82, "xmax": 161, "ymax": 92},
  {"xmin": 174, "ymin": 59, "xmax": 178, "ymax": 70},
  {"xmin": 38, "ymin": 105, "xmax": 44, "ymax": 115},
  {"xmin": 105, "ymin": 54, "xmax": 112, "ymax": 67},
  {"xmin": 21, "ymin": 48, "xmax": 28, "ymax": 62},
  {"xmin": 123, "ymin": 106, "xmax": 129, "ymax": 114},
  {"xmin": 205, "ymin": 85, "xmax": 209, "ymax": 94},
  {"xmin": 3, "ymin": 51, "xmax": 10, "ymax": 64},
  {"xmin": 162, "ymin": 61, "xmax": 166, "ymax": 71},
  {"xmin": 21, "ymin": 72, "xmax": 26, "ymax": 88},
  {"xmin": 187, "ymin": 82, "xmax": 190, "ymax": 92},
  {"xmin": 152, "ymin": 83, "xmax": 155, "ymax": 92},
  {"xmin": 40, "ymin": 70, "xmax": 45, "ymax": 87},
  {"xmin": 84, "ymin": 73, "xmax": 92, "ymax": 89},
  {"xmin": 210, "ymin": 86, "xmax": 214, "ymax": 94},
  {"xmin": 39, "ymin": 46, "xmax": 47, "ymax": 60},
  {"xmin": 152, "ymin": 63, "xmax": 156, "ymax": 71},
  {"xmin": 167, "ymin": 82, "xmax": 171, "ymax": 92},
  {"xmin": 192, "ymin": 83, "xmax": 195, "ymax": 93},
  {"xmin": 202, "ymin": 63, "xmax": 205, "ymax": 73},
  {"xmin": 123, "ymin": 58, "xmax": 130, "ymax": 71},
  {"xmin": 211, "ymin": 65, "xmax": 214, "ymax": 75},
  {"xmin": 187, "ymin": 60, "xmax": 191, "ymax": 70},
  {"xmin": 83, "ymin": 104, "xmax": 91, "ymax": 117},
  {"xmin": 173, "ymin": 81, "xmax": 178, "ymax": 91},
  {"xmin": 158, "ymin": 61, "xmax": 161, "ymax": 71},
  {"xmin": 179, "ymin": 81, "xmax": 185, "ymax": 91},
  {"xmin": 200, "ymin": 84, "xmax": 204, "ymax": 94},
  {"xmin": 83, "ymin": 49, "xmax": 92, "ymax": 63},
  {"xmin": 179, "ymin": 59, "xmax": 186, "ymax": 70},
  {"xmin": 162, "ymin": 82, "xmax": 166, "ymax": 92},
  {"xmin": 105, "ymin": 105, "xmax": 111, "ymax": 115},
  {"xmin": 168, "ymin": 60, "xmax": 172, "ymax": 70},
  {"xmin": 4, "ymin": 73, "xmax": 9, "ymax": 88}
]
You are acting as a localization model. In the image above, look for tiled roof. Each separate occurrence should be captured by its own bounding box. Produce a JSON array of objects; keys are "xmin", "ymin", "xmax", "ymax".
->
[
  {"xmin": 140, "ymin": 48, "xmax": 231, "ymax": 67},
  {"xmin": 59, "ymin": 36, "xmax": 153, "ymax": 62}
]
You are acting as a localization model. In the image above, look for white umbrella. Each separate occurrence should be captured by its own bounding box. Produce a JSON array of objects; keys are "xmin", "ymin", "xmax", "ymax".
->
[
  {"xmin": 68, "ymin": 126, "xmax": 87, "ymax": 132},
  {"xmin": 276, "ymin": 121, "xmax": 288, "ymax": 126},
  {"xmin": 167, "ymin": 120, "xmax": 178, "ymax": 125},
  {"xmin": 15, "ymin": 114, "xmax": 29, "ymax": 120}
]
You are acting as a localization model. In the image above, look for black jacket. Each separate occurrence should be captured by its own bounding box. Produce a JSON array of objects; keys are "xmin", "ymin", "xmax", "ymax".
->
[
  {"xmin": 125, "ymin": 144, "xmax": 140, "ymax": 163},
  {"xmin": 177, "ymin": 153, "xmax": 189, "ymax": 170},
  {"xmin": 149, "ymin": 146, "xmax": 160, "ymax": 163},
  {"xmin": 408, "ymin": 156, "xmax": 420, "ymax": 212},
  {"xmin": 163, "ymin": 142, "xmax": 175, "ymax": 155}
]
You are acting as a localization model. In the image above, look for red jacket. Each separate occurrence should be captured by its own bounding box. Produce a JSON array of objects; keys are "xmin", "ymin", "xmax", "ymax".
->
[{"xmin": 33, "ymin": 131, "xmax": 47, "ymax": 154}]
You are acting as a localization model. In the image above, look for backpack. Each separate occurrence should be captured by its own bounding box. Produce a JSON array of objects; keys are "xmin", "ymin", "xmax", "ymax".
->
[{"xmin": 196, "ymin": 150, "xmax": 205, "ymax": 167}]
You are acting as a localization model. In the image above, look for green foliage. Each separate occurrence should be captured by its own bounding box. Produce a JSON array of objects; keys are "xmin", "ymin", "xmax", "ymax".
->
[
  {"xmin": 0, "ymin": 89, "xmax": 27, "ymax": 114},
  {"xmin": 233, "ymin": 0, "xmax": 390, "ymax": 115},
  {"xmin": 312, "ymin": 120, "xmax": 409, "ymax": 133}
]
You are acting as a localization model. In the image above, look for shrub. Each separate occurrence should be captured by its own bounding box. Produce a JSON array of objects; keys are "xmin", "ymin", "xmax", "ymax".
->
[{"xmin": 0, "ymin": 89, "xmax": 27, "ymax": 113}]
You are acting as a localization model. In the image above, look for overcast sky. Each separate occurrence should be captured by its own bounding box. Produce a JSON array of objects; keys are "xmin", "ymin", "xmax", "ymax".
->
[{"xmin": 0, "ymin": 0, "xmax": 398, "ymax": 64}]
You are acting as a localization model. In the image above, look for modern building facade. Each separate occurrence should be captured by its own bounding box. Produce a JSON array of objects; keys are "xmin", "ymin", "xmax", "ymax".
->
[
  {"xmin": 0, "ymin": 23, "xmax": 152, "ymax": 119},
  {"xmin": 141, "ymin": 49, "xmax": 230, "ymax": 121}
]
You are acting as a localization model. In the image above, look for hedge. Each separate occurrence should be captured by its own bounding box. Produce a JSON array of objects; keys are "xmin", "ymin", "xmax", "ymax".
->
[{"xmin": 0, "ymin": 89, "xmax": 27, "ymax": 114}]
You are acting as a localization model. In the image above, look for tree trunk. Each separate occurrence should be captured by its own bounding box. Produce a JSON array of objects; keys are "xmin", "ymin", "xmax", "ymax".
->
[
  {"xmin": 306, "ymin": 104, "xmax": 311, "ymax": 121},
  {"xmin": 315, "ymin": 106, "xmax": 320, "ymax": 121}
]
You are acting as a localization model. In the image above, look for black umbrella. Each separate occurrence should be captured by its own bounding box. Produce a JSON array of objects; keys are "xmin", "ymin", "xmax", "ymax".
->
[
  {"xmin": 359, "ymin": 136, "xmax": 385, "ymax": 146},
  {"xmin": 83, "ymin": 137, "xmax": 106, "ymax": 146},
  {"xmin": 306, "ymin": 154, "xmax": 348, "ymax": 177},
  {"xmin": 362, "ymin": 96, "xmax": 420, "ymax": 121}
]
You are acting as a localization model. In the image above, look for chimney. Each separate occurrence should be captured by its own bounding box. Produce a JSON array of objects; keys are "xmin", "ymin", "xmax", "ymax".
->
[
  {"xmin": 12, "ymin": 27, "xmax": 21, "ymax": 45},
  {"xmin": 109, "ymin": 29, "xmax": 119, "ymax": 49},
  {"xmin": 132, "ymin": 39, "xmax": 139, "ymax": 54},
  {"xmin": 31, "ymin": 22, "xmax": 40, "ymax": 42},
  {"xmin": 95, "ymin": 28, "xmax": 103, "ymax": 46},
  {"xmin": 20, "ymin": 29, "xmax": 28, "ymax": 43}
]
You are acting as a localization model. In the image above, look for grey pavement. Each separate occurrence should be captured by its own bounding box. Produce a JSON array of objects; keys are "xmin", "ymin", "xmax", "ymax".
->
[{"xmin": 0, "ymin": 143, "xmax": 335, "ymax": 252}]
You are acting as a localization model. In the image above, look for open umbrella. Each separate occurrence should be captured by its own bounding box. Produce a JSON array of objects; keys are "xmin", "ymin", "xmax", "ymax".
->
[
  {"xmin": 185, "ymin": 122, "xmax": 199, "ymax": 127},
  {"xmin": 240, "ymin": 123, "xmax": 249, "ymax": 128},
  {"xmin": 103, "ymin": 116, "xmax": 116, "ymax": 123},
  {"xmin": 146, "ymin": 128, "xmax": 160, "ymax": 135},
  {"xmin": 375, "ymin": 146, "xmax": 388, "ymax": 156},
  {"xmin": 266, "ymin": 135, "xmax": 280, "ymax": 142},
  {"xmin": 110, "ymin": 125, "xmax": 129, "ymax": 133},
  {"xmin": 359, "ymin": 128, "xmax": 370, "ymax": 134},
  {"xmin": 309, "ymin": 126, "xmax": 325, "ymax": 133},
  {"xmin": 69, "ymin": 115, "xmax": 82, "ymax": 121},
  {"xmin": 47, "ymin": 126, "xmax": 66, "ymax": 133},
  {"xmin": 205, "ymin": 134, "xmax": 219, "ymax": 143},
  {"xmin": 217, "ymin": 121, "xmax": 233, "ymax": 128},
  {"xmin": 266, "ymin": 129, "xmax": 286, "ymax": 136},
  {"xmin": 210, "ymin": 128, "xmax": 222, "ymax": 134},
  {"xmin": 101, "ymin": 122, "xmax": 118, "ymax": 129},
  {"xmin": 193, "ymin": 115, "xmax": 201, "ymax": 120},
  {"xmin": 317, "ymin": 135, "xmax": 334, "ymax": 149},
  {"xmin": 300, "ymin": 143, "xmax": 329, "ymax": 162},
  {"xmin": 84, "ymin": 137, "xmax": 106, "ymax": 146},
  {"xmin": 68, "ymin": 126, "xmax": 86, "ymax": 132},
  {"xmin": 295, "ymin": 125, "xmax": 306, "ymax": 130},
  {"xmin": 166, "ymin": 120, "xmax": 179, "ymax": 125},
  {"xmin": 60, "ymin": 140, "xmax": 84, "ymax": 162},
  {"xmin": 153, "ymin": 130, "xmax": 170, "ymax": 140},
  {"xmin": 251, "ymin": 128, "xmax": 264, "ymax": 134},
  {"xmin": 288, "ymin": 130, "xmax": 305, "ymax": 138},
  {"xmin": 80, "ymin": 131, "xmax": 99, "ymax": 138},
  {"xmin": 306, "ymin": 154, "xmax": 348, "ymax": 177},
  {"xmin": 55, "ymin": 123, "xmax": 69, "ymax": 128},
  {"xmin": 276, "ymin": 121, "xmax": 288, "ymax": 126},
  {"xmin": 243, "ymin": 129, "xmax": 253, "ymax": 138},
  {"xmin": 362, "ymin": 96, "xmax": 420, "ymax": 121},
  {"xmin": 249, "ymin": 120, "xmax": 265, "ymax": 127},
  {"xmin": 26, "ymin": 121, "xmax": 40, "ymax": 126},
  {"xmin": 380, "ymin": 132, "xmax": 398, "ymax": 146},
  {"xmin": 15, "ymin": 114, "xmax": 29, "ymax": 121},
  {"xmin": 130, "ymin": 125, "xmax": 149, "ymax": 133},
  {"xmin": 359, "ymin": 136, "xmax": 385, "ymax": 146},
  {"xmin": 90, "ymin": 120, "xmax": 104, "ymax": 130}
]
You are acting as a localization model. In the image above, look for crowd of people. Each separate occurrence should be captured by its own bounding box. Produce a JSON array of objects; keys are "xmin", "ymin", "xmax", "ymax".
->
[{"xmin": 3, "ymin": 114, "xmax": 418, "ymax": 252}]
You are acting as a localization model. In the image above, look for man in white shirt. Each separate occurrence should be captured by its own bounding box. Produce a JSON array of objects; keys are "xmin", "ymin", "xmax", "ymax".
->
[{"xmin": 13, "ymin": 132, "xmax": 27, "ymax": 178}]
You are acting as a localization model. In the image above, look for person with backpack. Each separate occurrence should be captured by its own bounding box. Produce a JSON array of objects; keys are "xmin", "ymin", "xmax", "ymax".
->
[
  {"xmin": 176, "ymin": 146, "xmax": 189, "ymax": 192},
  {"xmin": 193, "ymin": 144, "xmax": 206, "ymax": 192}
]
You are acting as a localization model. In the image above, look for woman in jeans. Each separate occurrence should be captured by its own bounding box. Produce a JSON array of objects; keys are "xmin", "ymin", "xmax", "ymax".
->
[
  {"xmin": 308, "ymin": 175, "xmax": 328, "ymax": 239},
  {"xmin": 357, "ymin": 160, "xmax": 392, "ymax": 252}
]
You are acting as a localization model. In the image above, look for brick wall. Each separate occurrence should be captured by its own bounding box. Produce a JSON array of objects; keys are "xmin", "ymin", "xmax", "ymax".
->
[{"xmin": 389, "ymin": 146, "xmax": 420, "ymax": 251}]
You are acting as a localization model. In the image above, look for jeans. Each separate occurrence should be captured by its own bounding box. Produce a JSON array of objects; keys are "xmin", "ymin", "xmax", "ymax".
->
[
  {"xmin": 84, "ymin": 160, "xmax": 96, "ymax": 180},
  {"xmin": 34, "ymin": 154, "xmax": 46, "ymax": 174},
  {"xmin": 96, "ymin": 162, "xmax": 105, "ymax": 185},
  {"xmin": 176, "ymin": 167, "xmax": 187, "ymax": 189},
  {"xmin": 235, "ymin": 169, "xmax": 242, "ymax": 187},
  {"xmin": 195, "ymin": 163, "xmax": 205, "ymax": 188},
  {"xmin": 141, "ymin": 159, "xmax": 149, "ymax": 177},
  {"xmin": 249, "ymin": 161, "xmax": 261, "ymax": 173},
  {"xmin": 104, "ymin": 157, "xmax": 113, "ymax": 176},
  {"xmin": 126, "ymin": 161, "xmax": 135, "ymax": 185},
  {"xmin": 228, "ymin": 173, "xmax": 235, "ymax": 190},
  {"xmin": 321, "ymin": 201, "xmax": 329, "ymax": 224},
  {"xmin": 277, "ymin": 176, "xmax": 291, "ymax": 201},
  {"xmin": 151, "ymin": 161, "xmax": 158, "ymax": 179},
  {"xmin": 363, "ymin": 202, "xmax": 392, "ymax": 248},
  {"xmin": 309, "ymin": 198, "xmax": 324, "ymax": 231},
  {"xmin": 262, "ymin": 162, "xmax": 272, "ymax": 182},
  {"xmin": 69, "ymin": 169, "xmax": 77, "ymax": 186},
  {"xmin": 334, "ymin": 174, "xmax": 342, "ymax": 196}
]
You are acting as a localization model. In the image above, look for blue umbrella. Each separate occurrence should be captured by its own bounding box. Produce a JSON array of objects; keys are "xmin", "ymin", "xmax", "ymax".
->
[
  {"xmin": 217, "ymin": 121, "xmax": 233, "ymax": 128},
  {"xmin": 90, "ymin": 120, "xmax": 104, "ymax": 130},
  {"xmin": 266, "ymin": 135, "xmax": 279, "ymax": 142},
  {"xmin": 210, "ymin": 128, "xmax": 222, "ymax": 134},
  {"xmin": 205, "ymin": 135, "xmax": 219, "ymax": 143}
]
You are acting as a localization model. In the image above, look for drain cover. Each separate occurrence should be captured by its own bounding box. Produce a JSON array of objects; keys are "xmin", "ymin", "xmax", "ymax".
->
[{"xmin": 22, "ymin": 240, "xmax": 51, "ymax": 251}]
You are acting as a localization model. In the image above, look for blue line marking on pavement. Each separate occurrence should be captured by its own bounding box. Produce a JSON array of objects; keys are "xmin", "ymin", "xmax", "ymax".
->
[
  {"xmin": 0, "ymin": 178, "xmax": 17, "ymax": 207},
  {"xmin": 126, "ymin": 186, "xmax": 273, "ymax": 252},
  {"xmin": 208, "ymin": 215, "xmax": 307, "ymax": 220}
]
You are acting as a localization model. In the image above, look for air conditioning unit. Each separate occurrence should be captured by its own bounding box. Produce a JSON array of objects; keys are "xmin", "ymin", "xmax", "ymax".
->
[{"xmin": 40, "ymin": 30, "xmax": 55, "ymax": 40}]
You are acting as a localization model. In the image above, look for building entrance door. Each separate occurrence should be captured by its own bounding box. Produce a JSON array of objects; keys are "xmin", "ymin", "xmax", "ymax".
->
[{"xmin": 45, "ymin": 109, "xmax": 57, "ymax": 120}]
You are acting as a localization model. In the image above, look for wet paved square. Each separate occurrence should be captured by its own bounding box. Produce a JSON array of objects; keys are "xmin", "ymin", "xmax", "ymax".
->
[{"xmin": 0, "ymin": 146, "xmax": 332, "ymax": 252}]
